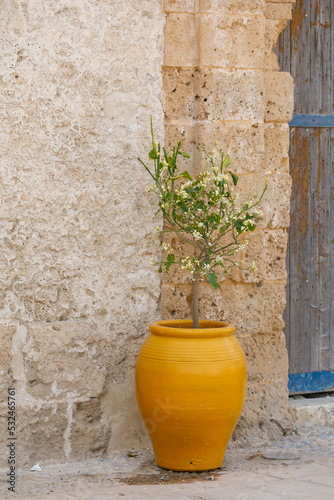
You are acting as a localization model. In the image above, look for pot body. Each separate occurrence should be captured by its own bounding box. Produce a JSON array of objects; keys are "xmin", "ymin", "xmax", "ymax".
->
[{"xmin": 135, "ymin": 320, "xmax": 247, "ymax": 471}]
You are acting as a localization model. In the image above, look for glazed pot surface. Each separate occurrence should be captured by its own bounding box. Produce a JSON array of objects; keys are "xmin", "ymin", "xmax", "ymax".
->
[{"xmin": 135, "ymin": 320, "xmax": 247, "ymax": 471}]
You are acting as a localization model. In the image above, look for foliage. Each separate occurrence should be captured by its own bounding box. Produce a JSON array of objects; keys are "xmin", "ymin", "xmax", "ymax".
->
[{"xmin": 138, "ymin": 119, "xmax": 269, "ymax": 290}]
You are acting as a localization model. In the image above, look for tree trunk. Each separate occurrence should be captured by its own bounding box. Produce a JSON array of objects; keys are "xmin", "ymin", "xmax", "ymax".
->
[{"xmin": 192, "ymin": 274, "xmax": 199, "ymax": 328}]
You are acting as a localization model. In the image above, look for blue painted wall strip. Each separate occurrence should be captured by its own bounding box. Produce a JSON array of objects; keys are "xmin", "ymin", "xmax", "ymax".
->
[
  {"xmin": 288, "ymin": 371, "xmax": 334, "ymax": 394},
  {"xmin": 289, "ymin": 114, "xmax": 334, "ymax": 127}
]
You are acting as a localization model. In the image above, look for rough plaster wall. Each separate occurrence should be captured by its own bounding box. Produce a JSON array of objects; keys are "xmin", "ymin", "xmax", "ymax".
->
[
  {"xmin": 163, "ymin": 0, "xmax": 296, "ymax": 445},
  {"xmin": 0, "ymin": 0, "xmax": 164, "ymax": 467}
]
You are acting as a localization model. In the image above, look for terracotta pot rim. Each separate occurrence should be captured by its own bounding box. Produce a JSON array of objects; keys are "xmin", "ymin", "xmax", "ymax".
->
[{"xmin": 149, "ymin": 319, "xmax": 235, "ymax": 338}]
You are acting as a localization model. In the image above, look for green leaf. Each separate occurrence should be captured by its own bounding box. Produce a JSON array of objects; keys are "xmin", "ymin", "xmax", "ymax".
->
[
  {"xmin": 158, "ymin": 265, "xmax": 163, "ymax": 273},
  {"xmin": 167, "ymin": 253, "xmax": 175, "ymax": 263},
  {"xmin": 234, "ymin": 219, "xmax": 245, "ymax": 234},
  {"xmin": 149, "ymin": 149, "xmax": 157, "ymax": 160},
  {"xmin": 181, "ymin": 151, "xmax": 190, "ymax": 158},
  {"xmin": 229, "ymin": 172, "xmax": 239, "ymax": 186},
  {"xmin": 223, "ymin": 157, "xmax": 231, "ymax": 168},
  {"xmin": 207, "ymin": 272, "xmax": 219, "ymax": 290},
  {"xmin": 180, "ymin": 170, "xmax": 193, "ymax": 181},
  {"xmin": 167, "ymin": 156, "xmax": 174, "ymax": 167},
  {"xmin": 165, "ymin": 262, "xmax": 172, "ymax": 271}
]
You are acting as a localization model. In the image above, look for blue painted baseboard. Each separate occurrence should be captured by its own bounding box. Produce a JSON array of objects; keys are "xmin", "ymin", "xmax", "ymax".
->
[{"xmin": 288, "ymin": 371, "xmax": 334, "ymax": 395}]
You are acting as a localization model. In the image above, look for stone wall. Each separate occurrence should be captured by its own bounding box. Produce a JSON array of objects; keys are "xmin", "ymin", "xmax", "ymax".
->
[
  {"xmin": 163, "ymin": 0, "xmax": 295, "ymax": 444},
  {"xmin": 0, "ymin": 0, "xmax": 164, "ymax": 467},
  {"xmin": 0, "ymin": 0, "xmax": 296, "ymax": 468}
]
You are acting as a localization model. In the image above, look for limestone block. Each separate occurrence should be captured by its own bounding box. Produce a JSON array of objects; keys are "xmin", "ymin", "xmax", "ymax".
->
[
  {"xmin": 240, "ymin": 229, "xmax": 288, "ymax": 282},
  {"xmin": 0, "ymin": 0, "xmax": 164, "ymax": 344},
  {"xmin": 165, "ymin": 14, "xmax": 196, "ymax": 67},
  {"xmin": 263, "ymin": 173, "xmax": 292, "ymax": 228},
  {"xmin": 162, "ymin": 281, "xmax": 286, "ymax": 335},
  {"xmin": 266, "ymin": 0, "xmax": 295, "ymax": 4},
  {"xmin": 239, "ymin": 332, "xmax": 289, "ymax": 384},
  {"xmin": 164, "ymin": 68, "xmax": 265, "ymax": 122},
  {"xmin": 0, "ymin": 326, "xmax": 15, "ymax": 401},
  {"xmin": 199, "ymin": 1, "xmax": 265, "ymax": 15},
  {"xmin": 18, "ymin": 403, "xmax": 68, "ymax": 466},
  {"xmin": 103, "ymin": 371, "xmax": 152, "ymax": 452},
  {"xmin": 236, "ymin": 173, "xmax": 292, "ymax": 229},
  {"xmin": 265, "ymin": 71, "xmax": 294, "ymax": 122},
  {"xmin": 265, "ymin": 2, "xmax": 293, "ymax": 20},
  {"xmin": 265, "ymin": 19, "xmax": 288, "ymax": 70},
  {"xmin": 200, "ymin": 15, "xmax": 266, "ymax": 69},
  {"xmin": 70, "ymin": 398, "xmax": 110, "ymax": 459},
  {"xmin": 290, "ymin": 397, "xmax": 334, "ymax": 427},
  {"xmin": 164, "ymin": 0, "xmax": 195, "ymax": 12},
  {"xmin": 265, "ymin": 123, "xmax": 290, "ymax": 173},
  {"xmin": 22, "ymin": 321, "xmax": 106, "ymax": 401},
  {"xmin": 165, "ymin": 122, "xmax": 265, "ymax": 176},
  {"xmin": 232, "ymin": 381, "xmax": 292, "ymax": 445}
]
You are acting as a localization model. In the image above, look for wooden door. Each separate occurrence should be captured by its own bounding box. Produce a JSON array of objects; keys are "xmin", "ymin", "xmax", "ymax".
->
[{"xmin": 275, "ymin": 0, "xmax": 334, "ymax": 393}]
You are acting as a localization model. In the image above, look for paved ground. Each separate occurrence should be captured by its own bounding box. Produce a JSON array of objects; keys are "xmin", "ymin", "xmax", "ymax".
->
[{"xmin": 1, "ymin": 421, "xmax": 334, "ymax": 499}]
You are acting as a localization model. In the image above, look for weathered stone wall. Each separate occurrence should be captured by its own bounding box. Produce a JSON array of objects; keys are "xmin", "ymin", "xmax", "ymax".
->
[
  {"xmin": 163, "ymin": 0, "xmax": 295, "ymax": 444},
  {"xmin": 0, "ymin": 0, "xmax": 296, "ymax": 468},
  {"xmin": 0, "ymin": 0, "xmax": 164, "ymax": 467}
]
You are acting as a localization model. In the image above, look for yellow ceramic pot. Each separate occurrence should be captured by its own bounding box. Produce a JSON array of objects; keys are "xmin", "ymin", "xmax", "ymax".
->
[{"xmin": 135, "ymin": 319, "xmax": 247, "ymax": 471}]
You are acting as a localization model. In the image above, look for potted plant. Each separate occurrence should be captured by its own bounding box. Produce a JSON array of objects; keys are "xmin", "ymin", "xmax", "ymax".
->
[{"xmin": 135, "ymin": 121, "xmax": 268, "ymax": 471}]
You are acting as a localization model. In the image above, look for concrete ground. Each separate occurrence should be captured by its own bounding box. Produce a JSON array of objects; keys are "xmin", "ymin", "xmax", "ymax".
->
[{"xmin": 2, "ymin": 398, "xmax": 334, "ymax": 500}]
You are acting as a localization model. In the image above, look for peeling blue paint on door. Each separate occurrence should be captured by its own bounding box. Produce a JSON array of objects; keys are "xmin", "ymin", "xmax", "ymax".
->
[{"xmin": 289, "ymin": 371, "xmax": 334, "ymax": 395}]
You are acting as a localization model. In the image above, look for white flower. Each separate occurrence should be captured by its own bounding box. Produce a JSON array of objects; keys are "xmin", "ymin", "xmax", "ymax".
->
[
  {"xmin": 162, "ymin": 242, "xmax": 173, "ymax": 253},
  {"xmin": 180, "ymin": 256, "xmax": 196, "ymax": 273}
]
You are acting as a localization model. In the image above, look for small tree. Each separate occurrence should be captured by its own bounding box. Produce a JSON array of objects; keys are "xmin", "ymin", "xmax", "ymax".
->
[{"xmin": 138, "ymin": 121, "xmax": 268, "ymax": 328}]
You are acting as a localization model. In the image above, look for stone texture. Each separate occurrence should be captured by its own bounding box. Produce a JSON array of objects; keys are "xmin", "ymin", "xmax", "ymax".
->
[
  {"xmin": 165, "ymin": 122, "xmax": 265, "ymax": 176},
  {"xmin": 239, "ymin": 332, "xmax": 289, "ymax": 384},
  {"xmin": 164, "ymin": 0, "xmax": 196, "ymax": 12},
  {"xmin": 266, "ymin": 2, "xmax": 294, "ymax": 20},
  {"xmin": 164, "ymin": 68, "xmax": 265, "ymax": 122},
  {"xmin": 265, "ymin": 19, "xmax": 289, "ymax": 70},
  {"xmin": 165, "ymin": 14, "xmax": 196, "ymax": 67},
  {"xmin": 232, "ymin": 381, "xmax": 293, "ymax": 445},
  {"xmin": 0, "ymin": 0, "xmax": 165, "ymax": 468},
  {"xmin": 240, "ymin": 229, "xmax": 288, "ymax": 282},
  {"xmin": 265, "ymin": 123, "xmax": 290, "ymax": 173},
  {"xmin": 18, "ymin": 403, "xmax": 69, "ymax": 467},
  {"xmin": 265, "ymin": 71, "xmax": 294, "ymax": 122},
  {"xmin": 236, "ymin": 173, "xmax": 292, "ymax": 229},
  {"xmin": 70, "ymin": 398, "xmax": 111, "ymax": 459},
  {"xmin": 22, "ymin": 321, "xmax": 106, "ymax": 401},
  {"xmin": 199, "ymin": 1, "xmax": 266, "ymax": 15},
  {"xmin": 0, "ymin": 326, "xmax": 15, "ymax": 401},
  {"xmin": 0, "ymin": 0, "xmax": 164, "ymax": 331},
  {"xmin": 102, "ymin": 372, "xmax": 152, "ymax": 453},
  {"xmin": 290, "ymin": 397, "xmax": 334, "ymax": 427},
  {"xmin": 164, "ymin": 0, "xmax": 267, "ymax": 14},
  {"xmin": 162, "ymin": 281, "xmax": 286, "ymax": 335},
  {"xmin": 200, "ymin": 15, "xmax": 266, "ymax": 69}
]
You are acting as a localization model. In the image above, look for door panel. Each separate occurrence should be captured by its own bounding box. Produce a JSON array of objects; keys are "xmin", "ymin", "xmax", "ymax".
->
[{"xmin": 275, "ymin": 0, "xmax": 333, "ymax": 392}]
